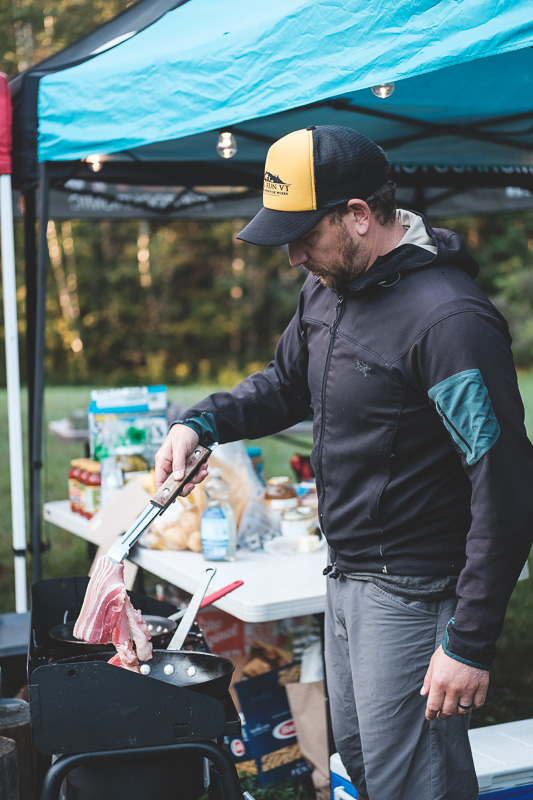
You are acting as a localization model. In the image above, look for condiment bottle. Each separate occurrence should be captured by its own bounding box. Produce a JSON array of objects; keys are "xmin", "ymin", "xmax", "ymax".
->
[
  {"xmin": 68, "ymin": 458, "xmax": 85, "ymax": 514},
  {"xmin": 83, "ymin": 461, "xmax": 101, "ymax": 519},
  {"xmin": 78, "ymin": 460, "xmax": 90, "ymax": 518},
  {"xmin": 200, "ymin": 469, "xmax": 237, "ymax": 561},
  {"xmin": 246, "ymin": 446, "xmax": 266, "ymax": 485},
  {"xmin": 264, "ymin": 476, "xmax": 298, "ymax": 512}
]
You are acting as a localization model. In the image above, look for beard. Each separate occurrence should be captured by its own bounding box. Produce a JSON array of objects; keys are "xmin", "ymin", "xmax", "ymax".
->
[{"xmin": 310, "ymin": 223, "xmax": 368, "ymax": 291}]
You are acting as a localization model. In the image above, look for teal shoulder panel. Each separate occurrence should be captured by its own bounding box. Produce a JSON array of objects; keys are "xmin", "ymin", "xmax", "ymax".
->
[{"xmin": 428, "ymin": 369, "xmax": 500, "ymax": 466}]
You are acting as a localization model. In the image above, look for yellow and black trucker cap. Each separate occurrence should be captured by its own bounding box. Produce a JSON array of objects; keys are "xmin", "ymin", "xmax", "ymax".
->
[{"xmin": 237, "ymin": 125, "xmax": 390, "ymax": 247}]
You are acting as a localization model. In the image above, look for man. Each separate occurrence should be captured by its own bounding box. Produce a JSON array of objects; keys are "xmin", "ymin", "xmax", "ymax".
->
[{"xmin": 155, "ymin": 126, "xmax": 533, "ymax": 799}]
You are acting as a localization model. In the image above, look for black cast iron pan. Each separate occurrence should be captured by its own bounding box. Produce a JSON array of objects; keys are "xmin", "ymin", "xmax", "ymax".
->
[
  {"xmin": 49, "ymin": 615, "xmax": 177, "ymax": 655},
  {"xmin": 57, "ymin": 649, "xmax": 235, "ymax": 699}
]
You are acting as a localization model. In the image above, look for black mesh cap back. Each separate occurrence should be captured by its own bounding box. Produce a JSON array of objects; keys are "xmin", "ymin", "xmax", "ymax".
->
[{"xmin": 311, "ymin": 125, "xmax": 390, "ymax": 209}]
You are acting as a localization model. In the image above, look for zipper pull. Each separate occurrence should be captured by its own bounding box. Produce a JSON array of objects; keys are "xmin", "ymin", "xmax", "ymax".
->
[{"xmin": 329, "ymin": 295, "xmax": 344, "ymax": 334}]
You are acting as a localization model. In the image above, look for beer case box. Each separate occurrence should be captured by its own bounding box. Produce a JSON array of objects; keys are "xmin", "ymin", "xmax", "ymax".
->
[{"xmin": 330, "ymin": 718, "xmax": 533, "ymax": 800}]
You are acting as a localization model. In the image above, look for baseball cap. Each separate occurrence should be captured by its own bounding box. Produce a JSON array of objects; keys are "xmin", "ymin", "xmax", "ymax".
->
[{"xmin": 237, "ymin": 125, "xmax": 390, "ymax": 247}]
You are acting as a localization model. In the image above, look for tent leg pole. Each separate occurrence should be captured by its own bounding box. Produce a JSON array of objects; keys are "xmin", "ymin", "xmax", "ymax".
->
[
  {"xmin": 30, "ymin": 164, "xmax": 49, "ymax": 584},
  {"xmin": 23, "ymin": 188, "xmax": 37, "ymax": 470},
  {"xmin": 0, "ymin": 174, "xmax": 28, "ymax": 612}
]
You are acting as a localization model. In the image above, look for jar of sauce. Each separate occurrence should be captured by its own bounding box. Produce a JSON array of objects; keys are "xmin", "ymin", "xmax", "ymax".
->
[
  {"xmin": 280, "ymin": 506, "xmax": 318, "ymax": 539},
  {"xmin": 264, "ymin": 476, "xmax": 298, "ymax": 512}
]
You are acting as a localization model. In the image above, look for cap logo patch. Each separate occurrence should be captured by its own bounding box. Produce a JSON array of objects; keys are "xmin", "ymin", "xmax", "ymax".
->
[{"xmin": 264, "ymin": 171, "xmax": 291, "ymax": 197}]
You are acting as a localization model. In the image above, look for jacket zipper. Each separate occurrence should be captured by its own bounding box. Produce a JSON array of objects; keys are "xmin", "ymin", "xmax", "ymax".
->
[
  {"xmin": 318, "ymin": 295, "xmax": 345, "ymax": 536},
  {"xmin": 435, "ymin": 401, "xmax": 473, "ymax": 454}
]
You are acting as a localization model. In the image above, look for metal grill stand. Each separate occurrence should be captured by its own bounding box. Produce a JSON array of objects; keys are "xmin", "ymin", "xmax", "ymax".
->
[{"xmin": 41, "ymin": 742, "xmax": 243, "ymax": 800}]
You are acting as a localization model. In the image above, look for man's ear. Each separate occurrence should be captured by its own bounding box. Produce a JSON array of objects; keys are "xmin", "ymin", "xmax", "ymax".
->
[{"xmin": 346, "ymin": 199, "xmax": 371, "ymax": 235}]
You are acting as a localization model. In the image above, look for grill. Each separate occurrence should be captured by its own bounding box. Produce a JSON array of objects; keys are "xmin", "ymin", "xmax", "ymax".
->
[{"xmin": 28, "ymin": 577, "xmax": 243, "ymax": 800}]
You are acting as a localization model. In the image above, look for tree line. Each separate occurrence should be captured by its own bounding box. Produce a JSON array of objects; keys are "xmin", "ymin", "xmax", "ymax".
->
[{"xmin": 1, "ymin": 3, "xmax": 533, "ymax": 388}]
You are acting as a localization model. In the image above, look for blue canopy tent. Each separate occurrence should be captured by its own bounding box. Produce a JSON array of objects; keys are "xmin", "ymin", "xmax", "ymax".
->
[{"xmin": 8, "ymin": 0, "xmax": 533, "ymax": 579}]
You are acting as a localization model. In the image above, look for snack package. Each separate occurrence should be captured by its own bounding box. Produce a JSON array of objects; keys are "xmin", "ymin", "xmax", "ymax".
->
[
  {"xmin": 142, "ymin": 441, "xmax": 263, "ymax": 553},
  {"xmin": 142, "ymin": 491, "xmax": 203, "ymax": 552}
]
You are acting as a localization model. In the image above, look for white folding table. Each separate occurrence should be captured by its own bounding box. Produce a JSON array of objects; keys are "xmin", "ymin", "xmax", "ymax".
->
[{"xmin": 43, "ymin": 500, "xmax": 328, "ymax": 622}]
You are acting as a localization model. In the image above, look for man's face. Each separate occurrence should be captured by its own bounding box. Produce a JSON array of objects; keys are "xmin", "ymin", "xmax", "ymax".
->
[{"xmin": 287, "ymin": 213, "xmax": 369, "ymax": 291}]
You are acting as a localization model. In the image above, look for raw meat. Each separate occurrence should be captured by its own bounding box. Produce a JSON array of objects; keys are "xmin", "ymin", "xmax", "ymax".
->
[
  {"xmin": 73, "ymin": 555, "xmax": 126, "ymax": 643},
  {"xmin": 73, "ymin": 555, "xmax": 152, "ymax": 669}
]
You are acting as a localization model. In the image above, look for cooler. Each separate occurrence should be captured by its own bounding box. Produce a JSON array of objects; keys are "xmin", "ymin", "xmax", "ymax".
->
[{"xmin": 330, "ymin": 718, "xmax": 533, "ymax": 799}]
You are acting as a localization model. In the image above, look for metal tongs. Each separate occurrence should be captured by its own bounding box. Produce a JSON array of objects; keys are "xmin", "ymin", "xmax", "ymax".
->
[
  {"xmin": 106, "ymin": 443, "xmax": 215, "ymax": 564},
  {"xmin": 167, "ymin": 566, "xmax": 217, "ymax": 650}
]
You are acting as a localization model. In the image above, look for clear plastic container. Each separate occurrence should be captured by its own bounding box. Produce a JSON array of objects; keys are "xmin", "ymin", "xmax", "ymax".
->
[{"xmin": 200, "ymin": 469, "xmax": 237, "ymax": 561}]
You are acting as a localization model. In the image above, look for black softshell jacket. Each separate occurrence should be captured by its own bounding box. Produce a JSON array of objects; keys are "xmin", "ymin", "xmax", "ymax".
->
[{"xmin": 182, "ymin": 213, "xmax": 533, "ymax": 668}]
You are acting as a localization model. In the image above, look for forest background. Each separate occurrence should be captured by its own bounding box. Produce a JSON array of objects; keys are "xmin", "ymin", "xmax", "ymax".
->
[{"xmin": 1, "ymin": 0, "xmax": 533, "ymax": 390}]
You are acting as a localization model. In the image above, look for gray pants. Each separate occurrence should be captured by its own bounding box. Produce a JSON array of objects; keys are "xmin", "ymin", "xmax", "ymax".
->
[{"xmin": 324, "ymin": 575, "xmax": 479, "ymax": 800}]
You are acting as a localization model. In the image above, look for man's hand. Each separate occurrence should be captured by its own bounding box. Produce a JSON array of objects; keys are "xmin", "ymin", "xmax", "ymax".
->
[
  {"xmin": 154, "ymin": 424, "xmax": 209, "ymax": 495},
  {"xmin": 421, "ymin": 645, "xmax": 489, "ymax": 720}
]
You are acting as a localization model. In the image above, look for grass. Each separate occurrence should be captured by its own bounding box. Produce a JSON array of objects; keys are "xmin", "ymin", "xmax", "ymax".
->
[{"xmin": 0, "ymin": 382, "xmax": 532, "ymax": 738}]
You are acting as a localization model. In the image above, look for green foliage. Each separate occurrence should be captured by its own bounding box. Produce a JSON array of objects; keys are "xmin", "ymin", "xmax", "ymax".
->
[
  {"xmin": 2, "ymin": 208, "xmax": 529, "ymax": 388},
  {"xmin": 432, "ymin": 211, "xmax": 533, "ymax": 366},
  {"xmin": 237, "ymin": 775, "xmax": 316, "ymax": 800},
  {"xmin": 197, "ymin": 775, "xmax": 315, "ymax": 800},
  {"xmin": 0, "ymin": 216, "xmax": 305, "ymax": 387},
  {"xmin": 0, "ymin": 1, "xmax": 130, "ymax": 79},
  {"xmin": 37, "ymin": 217, "xmax": 304, "ymax": 386}
]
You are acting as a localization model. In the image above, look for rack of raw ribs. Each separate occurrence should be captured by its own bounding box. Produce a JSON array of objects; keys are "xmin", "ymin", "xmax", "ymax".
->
[{"xmin": 27, "ymin": 575, "xmax": 243, "ymax": 800}]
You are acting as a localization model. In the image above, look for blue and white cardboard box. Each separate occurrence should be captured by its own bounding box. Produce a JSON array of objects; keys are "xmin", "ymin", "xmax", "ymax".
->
[
  {"xmin": 88, "ymin": 385, "xmax": 168, "ymax": 461},
  {"xmin": 330, "ymin": 718, "xmax": 533, "ymax": 799},
  {"xmin": 234, "ymin": 663, "xmax": 313, "ymax": 787}
]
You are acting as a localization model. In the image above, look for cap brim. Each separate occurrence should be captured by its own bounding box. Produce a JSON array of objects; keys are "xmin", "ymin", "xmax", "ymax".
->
[{"xmin": 236, "ymin": 206, "xmax": 329, "ymax": 247}]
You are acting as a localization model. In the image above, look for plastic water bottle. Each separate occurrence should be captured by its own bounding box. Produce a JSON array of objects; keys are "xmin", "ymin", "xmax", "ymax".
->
[{"xmin": 200, "ymin": 469, "xmax": 237, "ymax": 561}]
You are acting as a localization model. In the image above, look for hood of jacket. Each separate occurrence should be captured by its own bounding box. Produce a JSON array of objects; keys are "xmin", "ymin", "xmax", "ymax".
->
[{"xmin": 342, "ymin": 209, "xmax": 479, "ymax": 294}]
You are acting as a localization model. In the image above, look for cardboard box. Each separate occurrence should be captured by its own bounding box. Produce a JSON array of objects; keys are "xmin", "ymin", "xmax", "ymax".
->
[
  {"xmin": 234, "ymin": 663, "xmax": 312, "ymax": 787},
  {"xmin": 225, "ymin": 715, "xmax": 258, "ymax": 779},
  {"xmin": 197, "ymin": 606, "xmax": 288, "ymax": 662},
  {"xmin": 88, "ymin": 385, "xmax": 168, "ymax": 462}
]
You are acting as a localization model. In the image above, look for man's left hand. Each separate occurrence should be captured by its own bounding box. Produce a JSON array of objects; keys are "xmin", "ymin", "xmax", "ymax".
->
[{"xmin": 421, "ymin": 645, "xmax": 489, "ymax": 720}]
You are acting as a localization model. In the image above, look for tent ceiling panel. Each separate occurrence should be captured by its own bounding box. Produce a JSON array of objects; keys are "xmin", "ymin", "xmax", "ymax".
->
[
  {"xmin": 34, "ymin": 1, "xmax": 533, "ymax": 166},
  {"xmin": 10, "ymin": 0, "xmax": 533, "ymax": 192}
]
